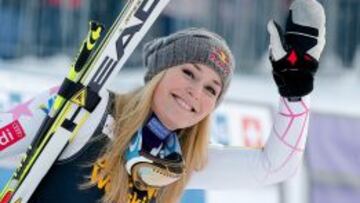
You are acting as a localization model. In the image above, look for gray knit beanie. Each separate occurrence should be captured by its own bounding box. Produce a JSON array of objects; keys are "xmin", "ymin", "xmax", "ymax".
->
[{"xmin": 143, "ymin": 27, "xmax": 235, "ymax": 106}]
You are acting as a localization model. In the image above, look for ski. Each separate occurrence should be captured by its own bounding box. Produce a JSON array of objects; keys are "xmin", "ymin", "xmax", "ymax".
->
[
  {"xmin": 0, "ymin": 20, "xmax": 104, "ymax": 203},
  {"xmin": 0, "ymin": 0, "xmax": 170, "ymax": 202}
]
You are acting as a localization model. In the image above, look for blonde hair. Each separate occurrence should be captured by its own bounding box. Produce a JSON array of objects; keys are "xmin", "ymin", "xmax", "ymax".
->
[{"xmin": 99, "ymin": 71, "xmax": 211, "ymax": 203}]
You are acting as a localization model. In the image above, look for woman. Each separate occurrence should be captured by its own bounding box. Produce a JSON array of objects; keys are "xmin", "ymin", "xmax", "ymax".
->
[{"xmin": 0, "ymin": 0, "xmax": 325, "ymax": 202}]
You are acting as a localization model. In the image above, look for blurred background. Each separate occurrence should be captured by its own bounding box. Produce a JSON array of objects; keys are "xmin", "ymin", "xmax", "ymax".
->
[{"xmin": 0, "ymin": 0, "xmax": 359, "ymax": 202}]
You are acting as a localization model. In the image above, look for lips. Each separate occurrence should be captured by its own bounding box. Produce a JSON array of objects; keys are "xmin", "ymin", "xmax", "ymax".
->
[{"xmin": 171, "ymin": 93, "xmax": 197, "ymax": 113}]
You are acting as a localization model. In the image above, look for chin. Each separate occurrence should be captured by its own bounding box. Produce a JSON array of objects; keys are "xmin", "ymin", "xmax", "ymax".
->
[
  {"xmin": 166, "ymin": 117, "xmax": 192, "ymax": 130},
  {"xmin": 178, "ymin": 119, "xmax": 200, "ymax": 129}
]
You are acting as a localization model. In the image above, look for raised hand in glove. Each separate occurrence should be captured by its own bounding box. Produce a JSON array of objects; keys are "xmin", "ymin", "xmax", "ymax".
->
[{"xmin": 267, "ymin": 0, "xmax": 326, "ymax": 99}]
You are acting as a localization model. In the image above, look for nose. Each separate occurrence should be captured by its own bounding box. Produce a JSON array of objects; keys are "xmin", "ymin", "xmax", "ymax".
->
[{"xmin": 187, "ymin": 84, "xmax": 202, "ymax": 100}]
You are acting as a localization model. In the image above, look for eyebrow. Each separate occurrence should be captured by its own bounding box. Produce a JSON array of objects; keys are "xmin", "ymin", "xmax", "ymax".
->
[
  {"xmin": 192, "ymin": 64, "xmax": 222, "ymax": 87},
  {"xmin": 192, "ymin": 63, "xmax": 202, "ymax": 72},
  {"xmin": 212, "ymin": 79, "xmax": 221, "ymax": 87}
]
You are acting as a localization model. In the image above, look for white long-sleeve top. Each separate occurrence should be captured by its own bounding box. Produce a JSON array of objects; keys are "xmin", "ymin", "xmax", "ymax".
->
[
  {"xmin": 188, "ymin": 96, "xmax": 310, "ymax": 189},
  {"xmin": 0, "ymin": 88, "xmax": 310, "ymax": 190}
]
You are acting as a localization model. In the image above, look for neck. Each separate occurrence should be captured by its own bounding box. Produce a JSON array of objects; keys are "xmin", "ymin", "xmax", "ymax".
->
[
  {"xmin": 149, "ymin": 110, "xmax": 178, "ymax": 131},
  {"xmin": 144, "ymin": 113, "xmax": 174, "ymax": 141}
]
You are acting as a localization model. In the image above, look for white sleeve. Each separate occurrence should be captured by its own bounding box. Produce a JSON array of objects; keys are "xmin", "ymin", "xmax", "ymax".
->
[
  {"xmin": 187, "ymin": 96, "xmax": 310, "ymax": 189},
  {"xmin": 0, "ymin": 87, "xmax": 59, "ymax": 159}
]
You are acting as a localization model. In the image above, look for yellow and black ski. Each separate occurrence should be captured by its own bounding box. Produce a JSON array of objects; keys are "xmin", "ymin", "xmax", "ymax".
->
[{"xmin": 0, "ymin": 0, "xmax": 170, "ymax": 202}]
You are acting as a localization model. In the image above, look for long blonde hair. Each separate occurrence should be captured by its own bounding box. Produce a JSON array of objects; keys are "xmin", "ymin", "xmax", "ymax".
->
[{"xmin": 100, "ymin": 71, "xmax": 211, "ymax": 203}]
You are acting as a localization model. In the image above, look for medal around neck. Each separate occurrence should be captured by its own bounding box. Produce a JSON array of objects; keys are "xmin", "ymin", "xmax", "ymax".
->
[{"xmin": 125, "ymin": 114, "xmax": 186, "ymax": 190}]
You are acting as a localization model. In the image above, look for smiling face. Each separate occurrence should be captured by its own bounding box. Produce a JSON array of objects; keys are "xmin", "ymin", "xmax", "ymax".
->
[{"xmin": 151, "ymin": 63, "xmax": 222, "ymax": 130}]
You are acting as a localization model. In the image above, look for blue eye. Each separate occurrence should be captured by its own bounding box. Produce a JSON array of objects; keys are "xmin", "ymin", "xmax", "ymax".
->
[{"xmin": 182, "ymin": 69, "xmax": 195, "ymax": 79}]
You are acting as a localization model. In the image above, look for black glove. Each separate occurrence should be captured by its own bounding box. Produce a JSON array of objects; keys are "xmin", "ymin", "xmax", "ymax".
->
[{"xmin": 267, "ymin": 0, "xmax": 326, "ymax": 99}]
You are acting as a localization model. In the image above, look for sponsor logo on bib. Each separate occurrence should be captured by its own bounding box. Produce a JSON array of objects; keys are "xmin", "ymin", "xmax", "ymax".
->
[{"xmin": 0, "ymin": 120, "xmax": 25, "ymax": 151}]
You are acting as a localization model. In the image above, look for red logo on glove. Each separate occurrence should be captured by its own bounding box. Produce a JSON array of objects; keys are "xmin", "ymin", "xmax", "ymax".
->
[
  {"xmin": 0, "ymin": 120, "xmax": 25, "ymax": 151},
  {"xmin": 287, "ymin": 50, "xmax": 298, "ymax": 65}
]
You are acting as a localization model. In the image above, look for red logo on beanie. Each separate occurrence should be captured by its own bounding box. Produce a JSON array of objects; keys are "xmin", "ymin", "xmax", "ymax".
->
[{"xmin": 208, "ymin": 48, "xmax": 231, "ymax": 75}]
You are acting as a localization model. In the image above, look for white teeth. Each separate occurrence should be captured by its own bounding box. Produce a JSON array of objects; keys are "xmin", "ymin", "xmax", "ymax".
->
[{"xmin": 174, "ymin": 96, "xmax": 192, "ymax": 111}]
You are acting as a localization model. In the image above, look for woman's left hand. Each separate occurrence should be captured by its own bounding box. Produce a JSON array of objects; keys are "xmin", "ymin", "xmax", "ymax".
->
[{"xmin": 267, "ymin": 0, "xmax": 326, "ymax": 99}]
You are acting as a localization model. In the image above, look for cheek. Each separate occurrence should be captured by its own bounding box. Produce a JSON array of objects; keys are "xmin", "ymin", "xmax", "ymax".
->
[
  {"xmin": 152, "ymin": 84, "xmax": 168, "ymax": 109},
  {"xmin": 196, "ymin": 98, "xmax": 216, "ymax": 120}
]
